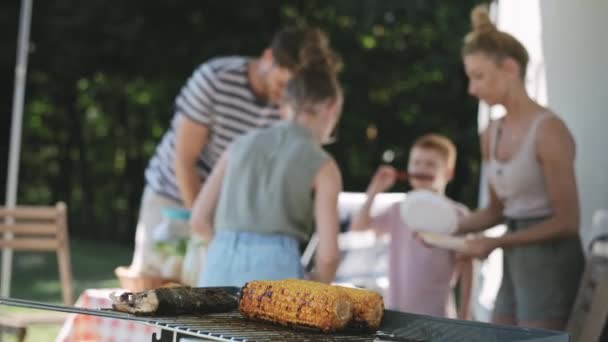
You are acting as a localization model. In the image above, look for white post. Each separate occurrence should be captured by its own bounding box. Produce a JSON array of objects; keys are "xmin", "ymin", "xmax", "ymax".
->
[{"xmin": 2, "ymin": 0, "xmax": 34, "ymax": 298}]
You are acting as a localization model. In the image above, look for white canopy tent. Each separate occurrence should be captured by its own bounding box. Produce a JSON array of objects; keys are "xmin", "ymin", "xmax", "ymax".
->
[{"xmin": 2, "ymin": 0, "xmax": 33, "ymax": 298}]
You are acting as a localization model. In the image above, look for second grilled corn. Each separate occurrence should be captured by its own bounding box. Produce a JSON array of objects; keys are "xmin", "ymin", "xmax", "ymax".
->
[
  {"xmin": 336, "ymin": 285, "xmax": 384, "ymax": 330},
  {"xmin": 239, "ymin": 279, "xmax": 353, "ymax": 332}
]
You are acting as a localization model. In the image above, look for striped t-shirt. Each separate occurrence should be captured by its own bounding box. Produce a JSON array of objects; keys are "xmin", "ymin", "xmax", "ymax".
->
[{"xmin": 145, "ymin": 56, "xmax": 282, "ymax": 202}]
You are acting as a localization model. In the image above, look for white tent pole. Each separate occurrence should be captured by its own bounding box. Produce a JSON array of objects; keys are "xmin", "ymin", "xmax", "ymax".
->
[{"xmin": 2, "ymin": 0, "xmax": 34, "ymax": 298}]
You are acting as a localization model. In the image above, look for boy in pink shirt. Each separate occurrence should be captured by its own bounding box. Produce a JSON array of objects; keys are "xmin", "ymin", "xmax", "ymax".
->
[{"xmin": 350, "ymin": 134, "xmax": 472, "ymax": 318}]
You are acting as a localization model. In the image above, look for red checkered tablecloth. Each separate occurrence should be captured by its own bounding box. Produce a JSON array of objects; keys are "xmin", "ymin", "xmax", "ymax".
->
[{"xmin": 55, "ymin": 289, "xmax": 160, "ymax": 342}]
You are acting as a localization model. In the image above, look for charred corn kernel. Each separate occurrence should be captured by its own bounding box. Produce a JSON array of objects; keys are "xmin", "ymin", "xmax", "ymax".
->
[
  {"xmin": 336, "ymin": 286, "xmax": 384, "ymax": 330},
  {"xmin": 239, "ymin": 279, "xmax": 352, "ymax": 333}
]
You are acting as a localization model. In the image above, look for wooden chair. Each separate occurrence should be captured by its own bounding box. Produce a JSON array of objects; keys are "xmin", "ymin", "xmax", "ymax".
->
[
  {"xmin": 0, "ymin": 202, "xmax": 73, "ymax": 342},
  {"xmin": 566, "ymin": 241, "xmax": 608, "ymax": 342}
]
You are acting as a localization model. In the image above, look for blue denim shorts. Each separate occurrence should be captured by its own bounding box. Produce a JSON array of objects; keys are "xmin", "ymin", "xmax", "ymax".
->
[
  {"xmin": 494, "ymin": 217, "xmax": 584, "ymax": 322},
  {"xmin": 197, "ymin": 231, "xmax": 304, "ymax": 287}
]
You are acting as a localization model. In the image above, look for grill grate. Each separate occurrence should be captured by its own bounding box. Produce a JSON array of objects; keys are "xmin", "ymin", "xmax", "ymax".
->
[
  {"xmin": 144, "ymin": 311, "xmax": 412, "ymax": 342},
  {"xmin": 0, "ymin": 297, "xmax": 570, "ymax": 342}
]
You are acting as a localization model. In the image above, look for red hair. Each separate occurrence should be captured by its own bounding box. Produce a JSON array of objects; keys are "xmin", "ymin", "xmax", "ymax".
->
[{"xmin": 412, "ymin": 134, "xmax": 457, "ymax": 170}]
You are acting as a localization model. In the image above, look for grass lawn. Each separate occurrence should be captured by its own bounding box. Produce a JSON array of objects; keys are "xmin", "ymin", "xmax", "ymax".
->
[{"xmin": 0, "ymin": 239, "xmax": 132, "ymax": 342}]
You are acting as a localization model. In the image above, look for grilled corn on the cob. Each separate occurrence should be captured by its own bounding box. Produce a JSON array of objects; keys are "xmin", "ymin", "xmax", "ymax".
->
[
  {"xmin": 239, "ymin": 279, "xmax": 353, "ymax": 332},
  {"xmin": 336, "ymin": 285, "xmax": 384, "ymax": 330}
]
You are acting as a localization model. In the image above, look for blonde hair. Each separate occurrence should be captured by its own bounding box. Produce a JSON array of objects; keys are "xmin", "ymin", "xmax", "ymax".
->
[
  {"xmin": 412, "ymin": 134, "xmax": 457, "ymax": 170},
  {"xmin": 462, "ymin": 4, "xmax": 529, "ymax": 78}
]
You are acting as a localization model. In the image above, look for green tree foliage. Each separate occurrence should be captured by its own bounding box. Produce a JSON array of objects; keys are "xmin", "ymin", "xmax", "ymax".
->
[{"xmin": 1, "ymin": 0, "xmax": 480, "ymax": 244}]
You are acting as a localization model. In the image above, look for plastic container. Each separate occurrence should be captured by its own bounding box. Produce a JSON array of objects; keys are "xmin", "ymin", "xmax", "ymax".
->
[
  {"xmin": 152, "ymin": 208, "xmax": 191, "ymax": 280},
  {"xmin": 153, "ymin": 208, "xmax": 191, "ymax": 242}
]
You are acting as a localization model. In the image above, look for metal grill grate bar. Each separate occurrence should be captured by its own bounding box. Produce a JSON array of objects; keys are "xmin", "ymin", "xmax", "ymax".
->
[{"xmin": 145, "ymin": 312, "xmax": 380, "ymax": 341}]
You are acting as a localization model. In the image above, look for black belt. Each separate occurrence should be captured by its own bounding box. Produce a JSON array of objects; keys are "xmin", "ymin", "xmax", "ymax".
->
[{"xmin": 504, "ymin": 215, "xmax": 550, "ymax": 231}]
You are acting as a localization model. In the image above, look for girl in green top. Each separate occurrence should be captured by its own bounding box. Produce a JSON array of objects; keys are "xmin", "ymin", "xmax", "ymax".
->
[{"xmin": 190, "ymin": 64, "xmax": 344, "ymax": 287}]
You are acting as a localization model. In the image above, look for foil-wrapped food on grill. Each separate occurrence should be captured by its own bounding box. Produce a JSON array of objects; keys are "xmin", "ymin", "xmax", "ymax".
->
[{"xmin": 109, "ymin": 286, "xmax": 238, "ymax": 315}]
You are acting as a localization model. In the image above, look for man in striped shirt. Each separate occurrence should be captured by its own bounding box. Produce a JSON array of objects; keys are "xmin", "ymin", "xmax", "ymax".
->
[{"xmin": 130, "ymin": 27, "xmax": 339, "ymax": 275}]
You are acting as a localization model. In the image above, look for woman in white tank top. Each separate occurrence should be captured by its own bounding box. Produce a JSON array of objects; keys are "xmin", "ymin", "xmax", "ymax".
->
[{"xmin": 456, "ymin": 5, "xmax": 583, "ymax": 331}]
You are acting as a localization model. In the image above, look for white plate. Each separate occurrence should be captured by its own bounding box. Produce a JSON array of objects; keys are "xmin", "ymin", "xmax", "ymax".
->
[
  {"xmin": 399, "ymin": 189, "xmax": 459, "ymax": 234},
  {"xmin": 418, "ymin": 232, "xmax": 467, "ymax": 252}
]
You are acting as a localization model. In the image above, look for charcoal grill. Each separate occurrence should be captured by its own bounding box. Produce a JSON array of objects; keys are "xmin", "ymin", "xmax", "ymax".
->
[{"xmin": 0, "ymin": 297, "xmax": 570, "ymax": 341}]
